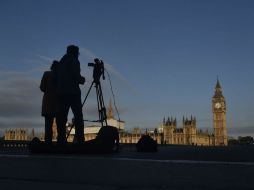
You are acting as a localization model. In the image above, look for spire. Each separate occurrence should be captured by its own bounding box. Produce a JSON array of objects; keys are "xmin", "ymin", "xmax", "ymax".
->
[
  {"xmin": 216, "ymin": 76, "xmax": 221, "ymax": 89},
  {"xmin": 32, "ymin": 128, "xmax": 35, "ymax": 136},
  {"xmin": 107, "ymin": 99, "xmax": 114, "ymax": 119},
  {"xmin": 167, "ymin": 117, "xmax": 170, "ymax": 126},
  {"xmin": 163, "ymin": 117, "xmax": 166, "ymax": 125},
  {"xmin": 213, "ymin": 77, "xmax": 224, "ymax": 98}
]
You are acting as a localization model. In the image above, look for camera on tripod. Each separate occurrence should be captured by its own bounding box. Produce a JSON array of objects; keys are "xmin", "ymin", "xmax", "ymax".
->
[{"xmin": 88, "ymin": 58, "xmax": 105, "ymax": 83}]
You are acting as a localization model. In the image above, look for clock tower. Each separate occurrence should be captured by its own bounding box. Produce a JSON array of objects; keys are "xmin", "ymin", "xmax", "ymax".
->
[{"xmin": 212, "ymin": 78, "xmax": 228, "ymax": 146}]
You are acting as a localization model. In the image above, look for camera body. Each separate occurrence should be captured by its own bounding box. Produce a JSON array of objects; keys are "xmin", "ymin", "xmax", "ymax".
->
[
  {"xmin": 88, "ymin": 62, "xmax": 95, "ymax": 67},
  {"xmin": 88, "ymin": 58, "xmax": 101, "ymax": 67},
  {"xmin": 88, "ymin": 58, "xmax": 105, "ymax": 83}
]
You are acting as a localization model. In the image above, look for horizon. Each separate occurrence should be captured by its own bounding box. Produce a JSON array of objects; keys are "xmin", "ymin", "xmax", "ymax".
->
[{"xmin": 0, "ymin": 0, "xmax": 254, "ymax": 137}]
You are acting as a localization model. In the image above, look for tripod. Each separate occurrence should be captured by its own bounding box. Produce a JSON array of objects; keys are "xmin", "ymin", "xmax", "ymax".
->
[
  {"xmin": 82, "ymin": 79, "xmax": 108, "ymax": 127},
  {"xmin": 66, "ymin": 58, "xmax": 107, "ymax": 139}
]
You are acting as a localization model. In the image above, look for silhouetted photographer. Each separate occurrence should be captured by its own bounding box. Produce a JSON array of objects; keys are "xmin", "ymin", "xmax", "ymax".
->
[
  {"xmin": 56, "ymin": 45, "xmax": 85, "ymax": 145},
  {"xmin": 40, "ymin": 61, "xmax": 59, "ymax": 144}
]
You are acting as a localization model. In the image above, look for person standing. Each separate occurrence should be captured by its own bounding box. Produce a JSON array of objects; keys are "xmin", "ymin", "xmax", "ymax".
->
[
  {"xmin": 40, "ymin": 61, "xmax": 59, "ymax": 144},
  {"xmin": 56, "ymin": 45, "xmax": 85, "ymax": 144}
]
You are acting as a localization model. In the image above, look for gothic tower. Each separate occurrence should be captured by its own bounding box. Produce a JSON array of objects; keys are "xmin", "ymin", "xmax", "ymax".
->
[
  {"xmin": 162, "ymin": 116, "xmax": 176, "ymax": 144},
  {"xmin": 212, "ymin": 78, "xmax": 228, "ymax": 146},
  {"xmin": 107, "ymin": 99, "xmax": 114, "ymax": 119},
  {"xmin": 183, "ymin": 116, "xmax": 197, "ymax": 145}
]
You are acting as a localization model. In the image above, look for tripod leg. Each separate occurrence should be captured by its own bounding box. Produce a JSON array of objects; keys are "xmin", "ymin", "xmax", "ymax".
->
[
  {"xmin": 97, "ymin": 82, "xmax": 108, "ymax": 126},
  {"xmin": 96, "ymin": 84, "xmax": 103, "ymax": 127},
  {"xmin": 82, "ymin": 82, "xmax": 94, "ymax": 107}
]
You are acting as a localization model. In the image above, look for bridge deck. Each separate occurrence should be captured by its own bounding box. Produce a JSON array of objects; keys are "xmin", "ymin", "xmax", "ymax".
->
[{"xmin": 0, "ymin": 145, "xmax": 254, "ymax": 189}]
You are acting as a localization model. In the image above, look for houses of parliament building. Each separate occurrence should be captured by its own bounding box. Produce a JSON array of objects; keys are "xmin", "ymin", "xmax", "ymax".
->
[
  {"xmin": 4, "ymin": 79, "xmax": 228, "ymax": 146},
  {"xmin": 121, "ymin": 79, "xmax": 228, "ymax": 146}
]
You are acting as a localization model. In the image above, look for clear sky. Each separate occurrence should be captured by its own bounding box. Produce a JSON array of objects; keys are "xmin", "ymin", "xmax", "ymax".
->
[{"xmin": 0, "ymin": 0, "xmax": 254, "ymax": 137}]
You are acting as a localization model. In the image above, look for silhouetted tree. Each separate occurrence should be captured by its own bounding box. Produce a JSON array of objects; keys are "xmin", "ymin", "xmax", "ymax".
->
[
  {"xmin": 238, "ymin": 136, "xmax": 254, "ymax": 145},
  {"xmin": 228, "ymin": 138, "xmax": 239, "ymax": 146}
]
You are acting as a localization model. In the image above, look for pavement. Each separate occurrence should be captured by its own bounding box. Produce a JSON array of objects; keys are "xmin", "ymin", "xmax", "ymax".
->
[{"xmin": 0, "ymin": 145, "xmax": 254, "ymax": 190}]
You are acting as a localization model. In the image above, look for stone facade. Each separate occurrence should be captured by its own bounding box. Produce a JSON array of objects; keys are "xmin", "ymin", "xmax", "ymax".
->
[
  {"xmin": 4, "ymin": 128, "xmax": 33, "ymax": 141},
  {"xmin": 158, "ymin": 116, "xmax": 214, "ymax": 146},
  {"xmin": 119, "ymin": 79, "xmax": 227, "ymax": 146}
]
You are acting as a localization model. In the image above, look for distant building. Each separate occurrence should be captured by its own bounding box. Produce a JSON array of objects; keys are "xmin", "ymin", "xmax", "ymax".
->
[
  {"xmin": 119, "ymin": 127, "xmax": 143, "ymax": 144},
  {"xmin": 4, "ymin": 128, "xmax": 33, "ymax": 141},
  {"xmin": 118, "ymin": 79, "xmax": 228, "ymax": 146},
  {"xmin": 157, "ymin": 116, "xmax": 214, "ymax": 146}
]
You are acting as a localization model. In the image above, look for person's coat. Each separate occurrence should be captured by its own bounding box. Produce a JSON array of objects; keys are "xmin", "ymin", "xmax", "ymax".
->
[
  {"xmin": 57, "ymin": 54, "xmax": 84, "ymax": 95},
  {"xmin": 40, "ymin": 71, "xmax": 58, "ymax": 116}
]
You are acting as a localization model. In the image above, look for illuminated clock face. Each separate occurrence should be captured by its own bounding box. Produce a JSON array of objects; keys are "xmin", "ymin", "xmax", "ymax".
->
[{"xmin": 215, "ymin": 102, "xmax": 221, "ymax": 109}]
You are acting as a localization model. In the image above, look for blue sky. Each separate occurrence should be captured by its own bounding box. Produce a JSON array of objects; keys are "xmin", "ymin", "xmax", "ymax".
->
[{"xmin": 0, "ymin": 0, "xmax": 254, "ymax": 137}]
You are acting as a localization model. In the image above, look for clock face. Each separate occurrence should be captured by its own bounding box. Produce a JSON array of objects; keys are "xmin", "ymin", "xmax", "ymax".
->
[{"xmin": 215, "ymin": 102, "xmax": 221, "ymax": 109}]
